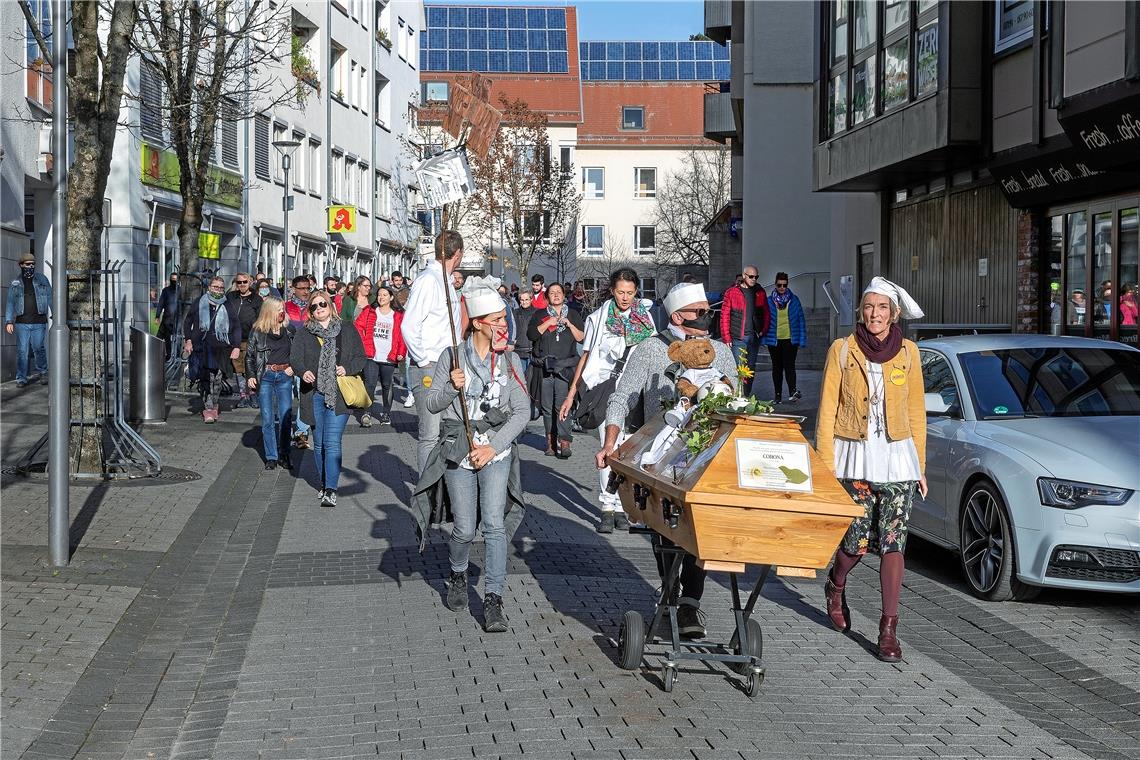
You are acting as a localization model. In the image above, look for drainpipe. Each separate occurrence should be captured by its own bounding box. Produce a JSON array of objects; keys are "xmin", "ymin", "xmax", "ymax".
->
[
  {"xmin": 371, "ymin": 0, "xmax": 378, "ymax": 282},
  {"xmin": 325, "ymin": 0, "xmax": 333, "ymax": 280}
]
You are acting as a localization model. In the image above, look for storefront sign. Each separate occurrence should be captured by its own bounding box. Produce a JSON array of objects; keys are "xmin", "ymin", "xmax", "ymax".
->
[
  {"xmin": 327, "ymin": 205, "xmax": 357, "ymax": 233},
  {"xmin": 1058, "ymin": 91, "xmax": 1140, "ymax": 170},
  {"xmin": 198, "ymin": 231, "xmax": 221, "ymax": 260},
  {"xmin": 140, "ymin": 144, "xmax": 243, "ymax": 209},
  {"xmin": 994, "ymin": 1, "xmax": 1033, "ymax": 53},
  {"xmin": 991, "ymin": 144, "xmax": 1138, "ymax": 208},
  {"xmin": 735, "ymin": 439, "xmax": 813, "ymax": 493}
]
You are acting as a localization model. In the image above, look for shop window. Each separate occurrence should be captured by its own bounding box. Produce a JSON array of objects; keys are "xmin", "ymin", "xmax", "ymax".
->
[
  {"xmin": 1092, "ymin": 212, "xmax": 1113, "ymax": 328},
  {"xmin": 1119, "ymin": 209, "xmax": 1138, "ymax": 340},
  {"xmin": 915, "ymin": 19, "xmax": 939, "ymax": 96},
  {"xmin": 1046, "ymin": 216, "xmax": 1063, "ymax": 333},
  {"xmin": 1065, "ymin": 212, "xmax": 1088, "ymax": 329}
]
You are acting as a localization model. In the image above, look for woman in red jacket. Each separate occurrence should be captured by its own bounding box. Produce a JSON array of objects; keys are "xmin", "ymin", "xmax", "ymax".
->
[
  {"xmin": 343, "ymin": 276, "xmax": 379, "ymax": 426},
  {"xmin": 366, "ymin": 285, "xmax": 407, "ymax": 425}
]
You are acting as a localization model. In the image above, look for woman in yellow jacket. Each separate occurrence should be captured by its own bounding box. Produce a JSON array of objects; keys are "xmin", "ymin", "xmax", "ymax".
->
[{"xmin": 816, "ymin": 277, "xmax": 928, "ymax": 663}]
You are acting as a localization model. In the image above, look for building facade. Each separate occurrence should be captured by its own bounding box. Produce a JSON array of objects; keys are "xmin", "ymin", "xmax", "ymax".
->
[{"xmin": 812, "ymin": 0, "xmax": 1138, "ymax": 346}]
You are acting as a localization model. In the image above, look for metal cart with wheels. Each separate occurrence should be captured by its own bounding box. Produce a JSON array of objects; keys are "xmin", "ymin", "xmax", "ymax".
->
[{"xmin": 618, "ymin": 528, "xmax": 770, "ymax": 697}]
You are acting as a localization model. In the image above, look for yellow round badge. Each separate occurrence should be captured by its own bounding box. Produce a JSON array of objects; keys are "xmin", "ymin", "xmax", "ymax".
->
[
  {"xmin": 422, "ymin": 375, "xmax": 433, "ymax": 389},
  {"xmin": 889, "ymin": 368, "xmax": 906, "ymax": 386}
]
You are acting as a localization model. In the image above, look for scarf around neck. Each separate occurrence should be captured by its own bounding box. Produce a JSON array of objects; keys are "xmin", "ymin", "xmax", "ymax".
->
[
  {"xmin": 604, "ymin": 299, "xmax": 655, "ymax": 345},
  {"xmin": 200, "ymin": 292, "xmax": 230, "ymax": 345},
  {"xmin": 462, "ymin": 339, "xmax": 499, "ymax": 410},
  {"xmin": 307, "ymin": 319, "xmax": 342, "ymax": 408},
  {"xmin": 770, "ymin": 287, "xmax": 792, "ymax": 310},
  {"xmin": 546, "ymin": 303, "xmax": 568, "ymax": 335},
  {"xmin": 854, "ymin": 323, "xmax": 903, "ymax": 364}
]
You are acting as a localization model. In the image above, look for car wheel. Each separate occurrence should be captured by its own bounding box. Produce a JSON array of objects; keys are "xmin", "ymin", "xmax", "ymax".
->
[{"xmin": 958, "ymin": 481, "xmax": 1039, "ymax": 602}]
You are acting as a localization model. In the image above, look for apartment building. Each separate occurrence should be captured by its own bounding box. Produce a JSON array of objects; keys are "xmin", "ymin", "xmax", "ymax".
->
[
  {"xmin": 811, "ymin": 0, "xmax": 1138, "ymax": 345},
  {"xmin": 0, "ymin": 0, "xmax": 424, "ymax": 362}
]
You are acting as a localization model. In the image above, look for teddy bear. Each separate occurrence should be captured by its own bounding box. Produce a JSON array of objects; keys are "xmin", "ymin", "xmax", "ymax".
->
[{"xmin": 667, "ymin": 338, "xmax": 733, "ymax": 401}]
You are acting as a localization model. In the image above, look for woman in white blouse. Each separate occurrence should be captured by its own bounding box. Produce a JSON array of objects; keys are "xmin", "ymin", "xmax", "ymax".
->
[{"xmin": 815, "ymin": 277, "xmax": 928, "ymax": 663}]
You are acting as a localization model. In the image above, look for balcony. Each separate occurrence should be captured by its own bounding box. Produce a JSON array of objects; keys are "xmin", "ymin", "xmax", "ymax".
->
[
  {"xmin": 704, "ymin": 0, "xmax": 731, "ymax": 45},
  {"xmin": 704, "ymin": 83, "xmax": 734, "ymax": 143}
]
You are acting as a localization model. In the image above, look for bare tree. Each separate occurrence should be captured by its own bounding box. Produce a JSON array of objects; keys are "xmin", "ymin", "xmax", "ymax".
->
[
  {"xmin": 651, "ymin": 144, "xmax": 730, "ymax": 267},
  {"xmin": 21, "ymin": 0, "xmax": 138, "ymax": 472},
  {"xmin": 130, "ymin": 0, "xmax": 292, "ymax": 274}
]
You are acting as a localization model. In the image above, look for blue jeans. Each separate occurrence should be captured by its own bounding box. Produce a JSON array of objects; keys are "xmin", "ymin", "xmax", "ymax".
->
[
  {"xmin": 731, "ymin": 336, "xmax": 759, "ymax": 395},
  {"xmin": 311, "ymin": 392, "xmax": 349, "ymax": 490},
  {"xmin": 293, "ymin": 376, "xmax": 310, "ymax": 436},
  {"xmin": 445, "ymin": 456, "xmax": 510, "ymax": 596},
  {"xmin": 258, "ymin": 370, "xmax": 293, "ymax": 461},
  {"xmin": 14, "ymin": 323, "xmax": 48, "ymax": 382}
]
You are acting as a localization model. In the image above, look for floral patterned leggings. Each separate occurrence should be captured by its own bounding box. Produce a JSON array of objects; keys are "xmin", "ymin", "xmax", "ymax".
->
[{"xmin": 839, "ymin": 479, "xmax": 918, "ymax": 556}]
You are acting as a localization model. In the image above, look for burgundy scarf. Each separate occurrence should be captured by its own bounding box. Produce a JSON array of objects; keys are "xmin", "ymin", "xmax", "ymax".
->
[{"xmin": 854, "ymin": 323, "xmax": 903, "ymax": 364}]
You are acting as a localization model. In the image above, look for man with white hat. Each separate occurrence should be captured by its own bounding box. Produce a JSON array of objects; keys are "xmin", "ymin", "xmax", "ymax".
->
[
  {"xmin": 595, "ymin": 281, "xmax": 737, "ymax": 639},
  {"xmin": 4, "ymin": 252, "xmax": 52, "ymax": 387}
]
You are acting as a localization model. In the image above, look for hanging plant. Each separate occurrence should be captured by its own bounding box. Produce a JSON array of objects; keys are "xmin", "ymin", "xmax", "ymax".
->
[{"xmin": 291, "ymin": 33, "xmax": 321, "ymax": 106}]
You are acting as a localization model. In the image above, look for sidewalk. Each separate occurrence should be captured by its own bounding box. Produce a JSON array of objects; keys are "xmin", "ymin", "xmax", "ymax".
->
[{"xmin": 2, "ymin": 376, "xmax": 1137, "ymax": 760}]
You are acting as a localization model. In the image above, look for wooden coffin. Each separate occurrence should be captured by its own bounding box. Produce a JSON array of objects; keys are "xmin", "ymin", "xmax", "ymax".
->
[{"xmin": 608, "ymin": 414, "xmax": 864, "ymax": 572}]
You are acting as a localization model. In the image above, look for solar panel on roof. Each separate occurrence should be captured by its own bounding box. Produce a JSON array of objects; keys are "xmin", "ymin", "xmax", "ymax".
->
[{"xmin": 576, "ymin": 38, "xmax": 731, "ymax": 81}]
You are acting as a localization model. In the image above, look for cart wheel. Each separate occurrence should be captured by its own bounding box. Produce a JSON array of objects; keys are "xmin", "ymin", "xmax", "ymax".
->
[
  {"xmin": 618, "ymin": 611, "xmax": 645, "ymax": 670},
  {"xmin": 728, "ymin": 618, "xmax": 764, "ymax": 674},
  {"xmin": 745, "ymin": 669, "xmax": 764, "ymax": 698},
  {"xmin": 663, "ymin": 665, "xmax": 676, "ymax": 693}
]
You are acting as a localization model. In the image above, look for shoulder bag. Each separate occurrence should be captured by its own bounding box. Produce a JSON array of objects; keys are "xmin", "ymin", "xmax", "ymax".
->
[{"xmin": 316, "ymin": 336, "xmax": 373, "ymax": 408}]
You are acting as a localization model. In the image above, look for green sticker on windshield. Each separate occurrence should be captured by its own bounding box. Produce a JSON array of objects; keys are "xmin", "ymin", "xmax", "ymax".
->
[{"xmin": 993, "ymin": 405, "xmax": 1008, "ymax": 415}]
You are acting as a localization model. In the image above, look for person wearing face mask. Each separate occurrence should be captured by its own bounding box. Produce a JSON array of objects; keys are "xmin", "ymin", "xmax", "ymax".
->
[
  {"xmin": 527, "ymin": 282, "xmax": 586, "ymax": 458},
  {"xmin": 410, "ymin": 275, "xmax": 530, "ymax": 633},
  {"xmin": 596, "ymin": 282, "xmax": 736, "ymax": 639},
  {"xmin": 227, "ymin": 272, "xmax": 263, "ymax": 409},
  {"xmin": 816, "ymin": 277, "xmax": 927, "ymax": 664},
  {"xmin": 245, "ymin": 297, "xmax": 295, "ymax": 470},
  {"xmin": 368, "ymin": 285, "xmax": 406, "ymax": 425},
  {"xmin": 341, "ymin": 276, "xmax": 379, "ymax": 427},
  {"xmin": 183, "ymin": 277, "xmax": 243, "ymax": 423},
  {"xmin": 155, "ymin": 272, "xmax": 182, "ymax": 360},
  {"xmin": 559, "ymin": 267, "xmax": 657, "ymax": 533},
  {"xmin": 254, "ymin": 272, "xmax": 281, "ymax": 298},
  {"xmin": 4, "ymin": 252, "xmax": 52, "ymax": 387}
]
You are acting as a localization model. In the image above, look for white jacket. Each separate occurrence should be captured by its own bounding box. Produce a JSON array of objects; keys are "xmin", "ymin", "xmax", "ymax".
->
[
  {"xmin": 580, "ymin": 298, "xmax": 656, "ymax": 389},
  {"xmin": 401, "ymin": 260, "xmax": 462, "ymax": 366}
]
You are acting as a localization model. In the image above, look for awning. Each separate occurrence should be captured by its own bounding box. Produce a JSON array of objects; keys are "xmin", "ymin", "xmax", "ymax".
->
[
  {"xmin": 989, "ymin": 135, "xmax": 1139, "ymax": 209},
  {"xmin": 1056, "ymin": 79, "xmax": 1140, "ymax": 171}
]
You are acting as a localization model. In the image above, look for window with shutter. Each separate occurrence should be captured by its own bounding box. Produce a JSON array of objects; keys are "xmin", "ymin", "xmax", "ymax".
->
[
  {"xmin": 220, "ymin": 98, "xmax": 239, "ymax": 169},
  {"xmin": 140, "ymin": 62, "xmax": 164, "ymax": 144},
  {"xmin": 254, "ymin": 114, "xmax": 270, "ymax": 181}
]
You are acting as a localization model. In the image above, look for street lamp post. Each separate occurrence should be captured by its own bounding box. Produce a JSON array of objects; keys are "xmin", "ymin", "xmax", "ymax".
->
[{"xmin": 272, "ymin": 140, "xmax": 301, "ymax": 284}]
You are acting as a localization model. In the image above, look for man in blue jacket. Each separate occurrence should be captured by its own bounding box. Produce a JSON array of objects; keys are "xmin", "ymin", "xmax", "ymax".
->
[{"xmin": 4, "ymin": 252, "xmax": 52, "ymax": 387}]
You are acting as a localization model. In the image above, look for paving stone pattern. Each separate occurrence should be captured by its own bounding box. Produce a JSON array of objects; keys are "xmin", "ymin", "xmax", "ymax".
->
[{"xmin": 1, "ymin": 375, "xmax": 1138, "ymax": 760}]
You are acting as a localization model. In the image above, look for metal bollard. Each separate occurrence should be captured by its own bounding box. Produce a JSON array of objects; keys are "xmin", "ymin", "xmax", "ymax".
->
[{"xmin": 129, "ymin": 327, "xmax": 167, "ymax": 422}]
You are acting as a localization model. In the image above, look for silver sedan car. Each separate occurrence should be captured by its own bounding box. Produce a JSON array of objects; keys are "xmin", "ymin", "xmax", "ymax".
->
[{"xmin": 913, "ymin": 334, "xmax": 1140, "ymax": 601}]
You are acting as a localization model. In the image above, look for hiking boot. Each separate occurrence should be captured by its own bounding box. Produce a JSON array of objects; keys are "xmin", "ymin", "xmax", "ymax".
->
[
  {"xmin": 445, "ymin": 571, "xmax": 468, "ymax": 612},
  {"xmin": 557, "ymin": 440, "xmax": 571, "ymax": 459},
  {"xmin": 676, "ymin": 603, "xmax": 707, "ymax": 640},
  {"xmin": 877, "ymin": 615, "xmax": 902, "ymax": 663},
  {"xmin": 545, "ymin": 433, "xmax": 556, "ymax": 457},
  {"xmin": 789, "ymin": 389, "xmax": 802, "ymax": 403},
  {"xmin": 614, "ymin": 512, "xmax": 630, "ymax": 531},
  {"xmin": 596, "ymin": 511, "xmax": 615, "ymax": 534},
  {"xmin": 321, "ymin": 489, "xmax": 337, "ymax": 508},
  {"xmin": 360, "ymin": 413, "xmax": 373, "ymax": 427},
  {"xmin": 483, "ymin": 593, "xmax": 508, "ymax": 633}
]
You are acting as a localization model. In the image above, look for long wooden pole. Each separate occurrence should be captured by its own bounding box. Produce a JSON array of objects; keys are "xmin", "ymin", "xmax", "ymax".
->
[{"xmin": 441, "ymin": 258, "xmax": 475, "ymax": 452}]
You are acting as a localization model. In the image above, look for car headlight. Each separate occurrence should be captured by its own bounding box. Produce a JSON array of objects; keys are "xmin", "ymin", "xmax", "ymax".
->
[{"xmin": 1038, "ymin": 478, "xmax": 1134, "ymax": 509}]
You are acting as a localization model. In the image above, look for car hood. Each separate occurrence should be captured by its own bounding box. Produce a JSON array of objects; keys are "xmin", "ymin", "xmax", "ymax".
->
[{"xmin": 974, "ymin": 416, "xmax": 1140, "ymax": 489}]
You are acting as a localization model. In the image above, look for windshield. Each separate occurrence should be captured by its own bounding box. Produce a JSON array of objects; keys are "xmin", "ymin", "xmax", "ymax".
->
[{"xmin": 959, "ymin": 347, "xmax": 1140, "ymax": 419}]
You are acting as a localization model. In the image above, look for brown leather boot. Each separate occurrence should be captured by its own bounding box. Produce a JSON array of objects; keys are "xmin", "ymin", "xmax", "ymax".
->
[
  {"xmin": 824, "ymin": 577, "xmax": 850, "ymax": 632},
  {"xmin": 545, "ymin": 433, "xmax": 556, "ymax": 456},
  {"xmin": 557, "ymin": 439, "xmax": 571, "ymax": 459},
  {"xmin": 877, "ymin": 615, "xmax": 902, "ymax": 662}
]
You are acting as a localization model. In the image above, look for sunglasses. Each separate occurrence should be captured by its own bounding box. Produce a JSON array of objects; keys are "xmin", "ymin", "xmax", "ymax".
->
[
  {"xmin": 775, "ymin": 282, "xmax": 788, "ymax": 288},
  {"xmin": 308, "ymin": 301, "xmax": 329, "ymax": 312},
  {"xmin": 682, "ymin": 307, "xmax": 710, "ymax": 317},
  {"xmin": 235, "ymin": 279, "xmax": 250, "ymax": 285},
  {"xmin": 743, "ymin": 273, "xmax": 758, "ymax": 280}
]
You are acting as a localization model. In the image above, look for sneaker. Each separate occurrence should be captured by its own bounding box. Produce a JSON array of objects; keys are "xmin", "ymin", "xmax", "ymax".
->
[
  {"xmin": 789, "ymin": 389, "xmax": 802, "ymax": 403},
  {"xmin": 614, "ymin": 512, "xmax": 630, "ymax": 531},
  {"xmin": 15, "ymin": 380, "xmax": 27, "ymax": 388},
  {"xmin": 772, "ymin": 396, "xmax": 782, "ymax": 405},
  {"xmin": 596, "ymin": 511, "xmax": 615, "ymax": 534},
  {"xmin": 38, "ymin": 374, "xmax": 48, "ymax": 385},
  {"xmin": 249, "ymin": 396, "xmax": 260, "ymax": 409},
  {"xmin": 378, "ymin": 413, "xmax": 391, "ymax": 426},
  {"xmin": 403, "ymin": 394, "xmax": 415, "ymax": 408},
  {"xmin": 360, "ymin": 413, "xmax": 373, "ymax": 428},
  {"xmin": 321, "ymin": 489, "xmax": 337, "ymax": 508},
  {"xmin": 483, "ymin": 593, "xmax": 508, "ymax": 633},
  {"xmin": 445, "ymin": 571, "xmax": 468, "ymax": 612},
  {"xmin": 677, "ymin": 604, "xmax": 707, "ymax": 640},
  {"xmin": 316, "ymin": 488, "xmax": 326, "ymax": 505},
  {"xmin": 264, "ymin": 460, "xmax": 277, "ymax": 470}
]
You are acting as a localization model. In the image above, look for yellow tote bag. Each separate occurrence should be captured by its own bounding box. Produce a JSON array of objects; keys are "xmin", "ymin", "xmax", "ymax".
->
[{"xmin": 316, "ymin": 337, "xmax": 372, "ymax": 408}]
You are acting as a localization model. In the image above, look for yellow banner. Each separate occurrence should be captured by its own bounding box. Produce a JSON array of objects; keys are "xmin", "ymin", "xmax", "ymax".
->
[
  {"xmin": 327, "ymin": 205, "xmax": 357, "ymax": 233},
  {"xmin": 140, "ymin": 144, "xmax": 243, "ymax": 209},
  {"xmin": 198, "ymin": 231, "xmax": 221, "ymax": 260}
]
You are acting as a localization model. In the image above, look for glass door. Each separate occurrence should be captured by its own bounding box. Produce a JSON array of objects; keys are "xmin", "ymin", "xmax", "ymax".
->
[{"xmin": 1119, "ymin": 207, "xmax": 1138, "ymax": 346}]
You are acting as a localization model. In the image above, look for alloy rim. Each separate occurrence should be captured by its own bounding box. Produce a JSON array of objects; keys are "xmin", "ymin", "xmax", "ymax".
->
[{"xmin": 962, "ymin": 489, "xmax": 1004, "ymax": 592}]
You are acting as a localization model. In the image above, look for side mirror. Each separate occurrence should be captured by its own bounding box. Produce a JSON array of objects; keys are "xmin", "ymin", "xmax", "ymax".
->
[{"xmin": 925, "ymin": 392, "xmax": 952, "ymax": 415}]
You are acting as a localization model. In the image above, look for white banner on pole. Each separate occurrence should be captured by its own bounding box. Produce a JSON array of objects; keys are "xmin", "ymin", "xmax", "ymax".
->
[{"xmin": 415, "ymin": 148, "xmax": 477, "ymax": 208}]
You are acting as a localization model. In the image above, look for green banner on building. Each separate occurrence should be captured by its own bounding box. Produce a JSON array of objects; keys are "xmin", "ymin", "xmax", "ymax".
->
[
  {"xmin": 198, "ymin": 231, "xmax": 221, "ymax": 260},
  {"xmin": 140, "ymin": 144, "xmax": 243, "ymax": 209}
]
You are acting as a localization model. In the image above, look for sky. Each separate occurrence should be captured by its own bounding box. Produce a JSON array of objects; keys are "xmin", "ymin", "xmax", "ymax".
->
[{"xmin": 425, "ymin": 0, "xmax": 706, "ymax": 41}]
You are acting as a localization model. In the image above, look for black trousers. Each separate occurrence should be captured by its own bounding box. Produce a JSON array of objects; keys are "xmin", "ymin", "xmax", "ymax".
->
[
  {"xmin": 653, "ymin": 540, "xmax": 706, "ymax": 603},
  {"xmin": 540, "ymin": 373, "xmax": 572, "ymax": 441},
  {"xmin": 768, "ymin": 339, "xmax": 799, "ymax": 398}
]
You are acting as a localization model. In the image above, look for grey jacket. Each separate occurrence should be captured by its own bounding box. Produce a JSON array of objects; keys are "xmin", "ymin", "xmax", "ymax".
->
[
  {"xmin": 605, "ymin": 330, "xmax": 737, "ymax": 430},
  {"xmin": 426, "ymin": 345, "xmax": 530, "ymax": 456}
]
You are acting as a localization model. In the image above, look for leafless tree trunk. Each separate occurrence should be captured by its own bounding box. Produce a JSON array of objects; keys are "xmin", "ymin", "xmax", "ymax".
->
[
  {"xmin": 21, "ymin": 0, "xmax": 138, "ymax": 473},
  {"xmin": 651, "ymin": 145, "xmax": 730, "ymax": 268}
]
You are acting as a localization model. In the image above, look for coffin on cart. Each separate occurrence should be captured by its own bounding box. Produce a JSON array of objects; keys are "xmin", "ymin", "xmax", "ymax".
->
[{"xmin": 608, "ymin": 413, "xmax": 863, "ymax": 574}]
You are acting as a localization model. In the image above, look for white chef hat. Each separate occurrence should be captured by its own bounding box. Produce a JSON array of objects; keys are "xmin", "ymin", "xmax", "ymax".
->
[
  {"xmin": 462, "ymin": 275, "xmax": 506, "ymax": 318},
  {"xmin": 663, "ymin": 282, "xmax": 707, "ymax": 314},
  {"xmin": 863, "ymin": 276, "xmax": 924, "ymax": 320}
]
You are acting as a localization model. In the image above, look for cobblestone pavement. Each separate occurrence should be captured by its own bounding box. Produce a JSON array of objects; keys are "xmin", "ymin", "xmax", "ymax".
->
[{"xmin": 2, "ymin": 375, "xmax": 1137, "ymax": 760}]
